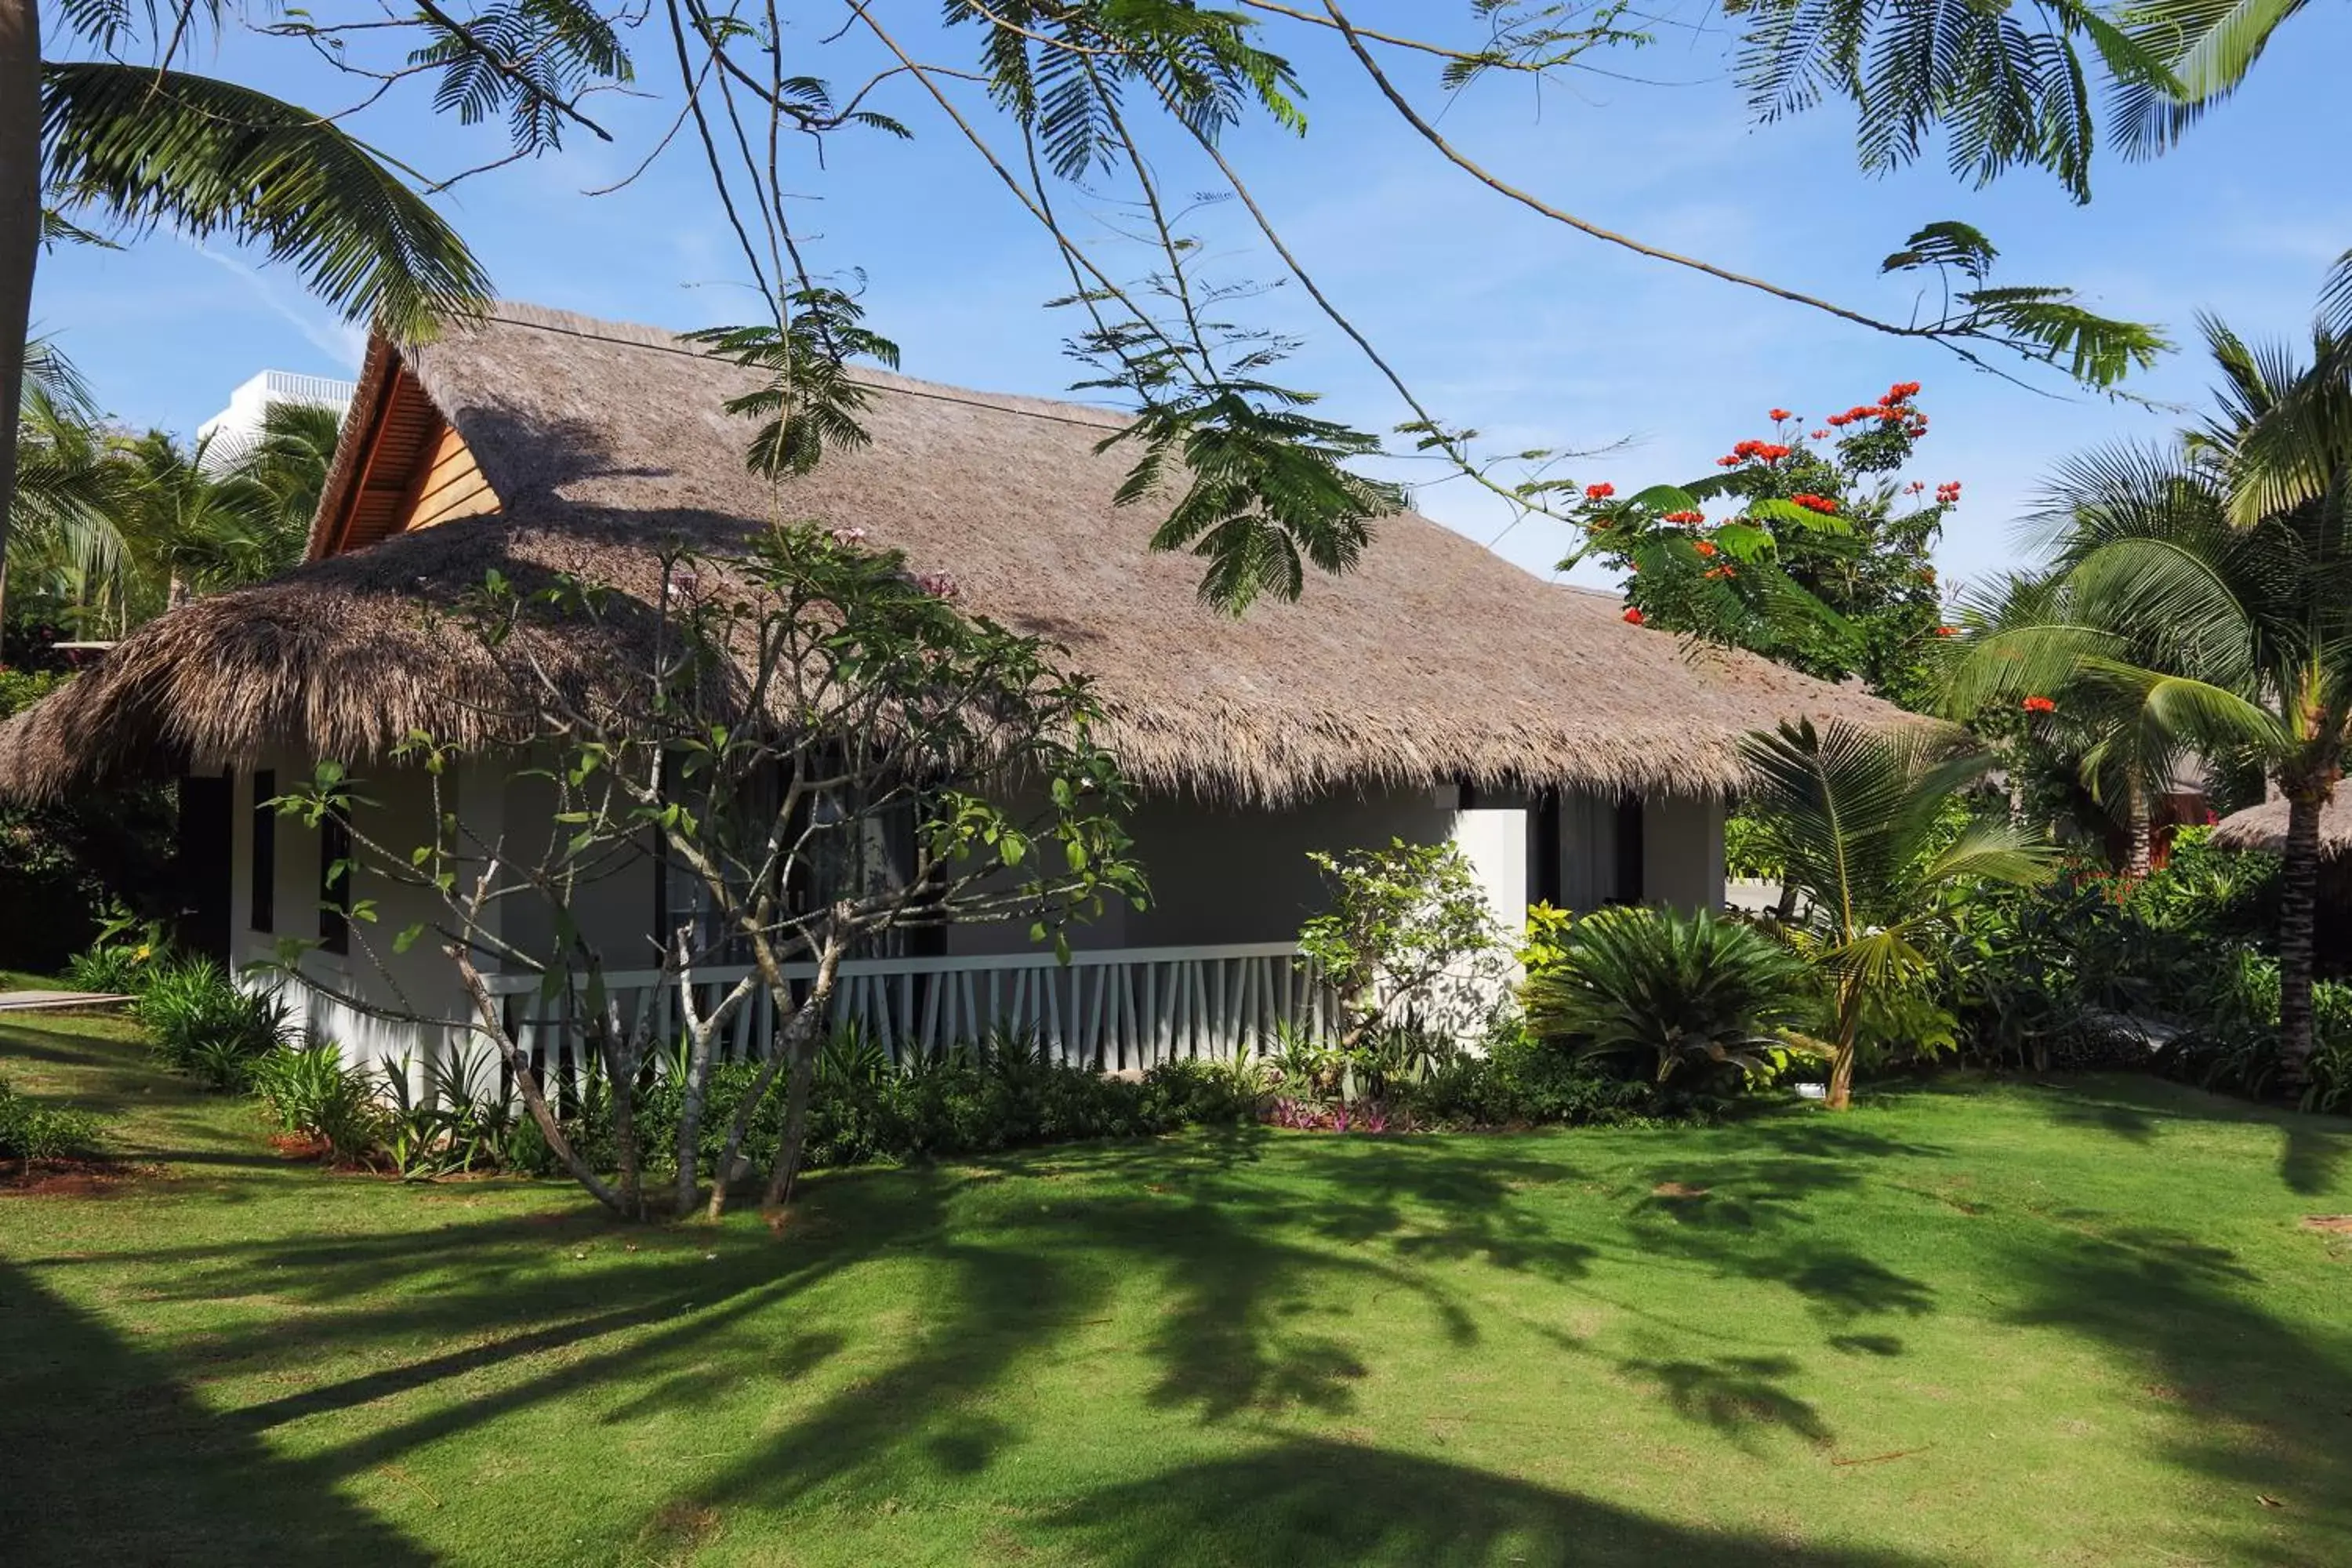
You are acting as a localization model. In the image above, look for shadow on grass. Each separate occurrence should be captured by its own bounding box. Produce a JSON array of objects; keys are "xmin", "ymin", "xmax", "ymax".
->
[
  {"xmin": 11, "ymin": 1056, "xmax": 2352, "ymax": 1566},
  {"xmin": 1038, "ymin": 1437, "xmax": 1929, "ymax": 1566},
  {"xmin": 2008, "ymin": 1221, "xmax": 2352, "ymax": 1560},
  {"xmin": 0, "ymin": 1259, "xmax": 430, "ymax": 1567}
]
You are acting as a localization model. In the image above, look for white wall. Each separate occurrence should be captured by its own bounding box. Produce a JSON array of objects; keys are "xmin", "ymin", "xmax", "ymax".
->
[{"xmin": 230, "ymin": 750, "xmax": 487, "ymax": 1083}]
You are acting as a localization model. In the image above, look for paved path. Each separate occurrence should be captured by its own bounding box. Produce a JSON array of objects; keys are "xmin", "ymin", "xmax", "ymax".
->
[{"xmin": 0, "ymin": 990, "xmax": 133, "ymax": 1013}]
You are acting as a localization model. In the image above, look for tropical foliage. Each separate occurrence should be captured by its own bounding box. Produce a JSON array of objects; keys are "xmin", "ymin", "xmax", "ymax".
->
[
  {"xmin": 1740, "ymin": 718, "xmax": 2052, "ymax": 1109},
  {"xmin": 1941, "ymin": 312, "xmax": 2352, "ymax": 1076},
  {"xmin": 1523, "ymin": 905, "xmax": 1814, "ymax": 1088},
  {"xmin": 1296, "ymin": 840, "xmax": 1509, "ymax": 1049},
  {"xmin": 1565, "ymin": 381, "xmax": 1961, "ymax": 705},
  {"xmin": 7, "ymin": 382, "xmax": 337, "ymax": 640}
]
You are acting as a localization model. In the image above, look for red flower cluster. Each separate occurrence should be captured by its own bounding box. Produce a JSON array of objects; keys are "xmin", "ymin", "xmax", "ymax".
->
[
  {"xmin": 1622, "ymin": 607, "xmax": 1645, "ymax": 625},
  {"xmin": 1694, "ymin": 540, "xmax": 1719, "ymax": 557},
  {"xmin": 1935, "ymin": 481, "xmax": 1962, "ymax": 504},
  {"xmin": 1789, "ymin": 493, "xmax": 1838, "ymax": 514},
  {"xmin": 1584, "ymin": 481, "xmax": 1616, "ymax": 500},
  {"xmin": 1768, "ymin": 408, "xmax": 1795, "ymax": 422},
  {"xmin": 2023, "ymin": 695, "xmax": 2056, "ymax": 714},
  {"xmin": 1933, "ymin": 626, "xmax": 1956, "ymax": 638},
  {"xmin": 1809, "ymin": 429, "xmax": 1831, "ymax": 440},
  {"xmin": 1703, "ymin": 564, "xmax": 1738, "ymax": 581},
  {"xmin": 1722, "ymin": 438, "xmax": 1793, "ymax": 465},
  {"xmin": 1905, "ymin": 481, "xmax": 1927, "ymax": 495},
  {"xmin": 1824, "ymin": 383, "xmax": 1929, "ymax": 434}
]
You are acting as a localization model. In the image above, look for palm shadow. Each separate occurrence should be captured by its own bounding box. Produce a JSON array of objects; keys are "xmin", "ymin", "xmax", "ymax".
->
[
  {"xmin": 1041, "ymin": 1437, "xmax": 1931, "ymax": 1566},
  {"xmin": 0, "ymin": 1259, "xmax": 431, "ymax": 1566}
]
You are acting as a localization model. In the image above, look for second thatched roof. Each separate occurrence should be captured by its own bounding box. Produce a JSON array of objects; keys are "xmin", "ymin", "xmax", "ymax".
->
[
  {"xmin": 2211, "ymin": 797, "xmax": 2352, "ymax": 858},
  {"xmin": 0, "ymin": 304, "xmax": 1919, "ymax": 805}
]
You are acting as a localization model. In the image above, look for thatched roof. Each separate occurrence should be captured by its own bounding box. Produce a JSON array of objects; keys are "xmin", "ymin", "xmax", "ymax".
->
[
  {"xmin": 2211, "ymin": 797, "xmax": 2352, "ymax": 858},
  {"xmin": 0, "ymin": 303, "xmax": 1919, "ymax": 805}
]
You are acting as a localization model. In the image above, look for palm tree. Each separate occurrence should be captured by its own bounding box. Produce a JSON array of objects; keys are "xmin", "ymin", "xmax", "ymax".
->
[
  {"xmin": 223, "ymin": 400, "xmax": 343, "ymax": 554},
  {"xmin": 6, "ymin": 337, "xmax": 143, "ymax": 634},
  {"xmin": 1944, "ymin": 316, "xmax": 2352, "ymax": 1076},
  {"xmin": 0, "ymin": 0, "xmax": 493, "ymax": 628},
  {"xmin": 1740, "ymin": 719, "xmax": 2053, "ymax": 1110},
  {"xmin": 1950, "ymin": 569, "xmax": 2196, "ymax": 879}
]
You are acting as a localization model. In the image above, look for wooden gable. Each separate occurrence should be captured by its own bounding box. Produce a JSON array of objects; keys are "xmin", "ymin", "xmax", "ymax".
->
[{"xmin": 313, "ymin": 358, "xmax": 500, "ymax": 558}]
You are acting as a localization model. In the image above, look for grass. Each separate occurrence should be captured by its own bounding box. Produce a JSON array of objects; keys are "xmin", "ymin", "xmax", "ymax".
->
[{"xmin": 3, "ymin": 1015, "xmax": 2350, "ymax": 1566}]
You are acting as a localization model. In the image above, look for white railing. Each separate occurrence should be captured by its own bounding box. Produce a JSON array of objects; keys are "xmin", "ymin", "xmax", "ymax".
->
[{"xmin": 492, "ymin": 942, "xmax": 1333, "ymax": 1083}]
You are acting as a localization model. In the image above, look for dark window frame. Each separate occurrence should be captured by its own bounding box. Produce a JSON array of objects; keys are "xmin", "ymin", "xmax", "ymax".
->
[
  {"xmin": 318, "ymin": 798, "xmax": 352, "ymax": 956},
  {"xmin": 249, "ymin": 768, "xmax": 277, "ymax": 933}
]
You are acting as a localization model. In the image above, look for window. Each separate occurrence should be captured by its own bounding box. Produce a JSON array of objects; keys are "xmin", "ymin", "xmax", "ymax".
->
[
  {"xmin": 249, "ymin": 769, "xmax": 276, "ymax": 933},
  {"xmin": 318, "ymin": 800, "xmax": 352, "ymax": 956}
]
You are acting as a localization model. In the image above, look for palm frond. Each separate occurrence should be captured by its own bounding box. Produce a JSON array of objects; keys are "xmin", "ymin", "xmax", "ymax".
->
[
  {"xmin": 42, "ymin": 62, "xmax": 490, "ymax": 342},
  {"xmin": 2111, "ymin": 0, "xmax": 2308, "ymax": 158}
]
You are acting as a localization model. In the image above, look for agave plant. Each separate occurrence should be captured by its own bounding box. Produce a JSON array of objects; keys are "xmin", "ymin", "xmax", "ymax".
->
[{"xmin": 1524, "ymin": 905, "xmax": 1814, "ymax": 1087}]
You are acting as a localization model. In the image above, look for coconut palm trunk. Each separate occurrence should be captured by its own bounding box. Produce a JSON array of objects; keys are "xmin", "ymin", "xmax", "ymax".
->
[
  {"xmin": 2123, "ymin": 782, "xmax": 2153, "ymax": 880},
  {"xmin": 2278, "ymin": 787, "xmax": 2326, "ymax": 1081},
  {"xmin": 0, "ymin": 0, "xmax": 39, "ymax": 630}
]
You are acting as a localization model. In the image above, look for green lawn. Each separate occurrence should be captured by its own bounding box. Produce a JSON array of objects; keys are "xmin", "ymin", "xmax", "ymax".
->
[{"xmin": 4, "ymin": 1016, "xmax": 2350, "ymax": 1566}]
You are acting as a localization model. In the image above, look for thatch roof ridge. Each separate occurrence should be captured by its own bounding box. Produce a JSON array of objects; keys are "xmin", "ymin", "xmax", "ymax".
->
[{"xmin": 1, "ymin": 303, "xmax": 1926, "ymax": 805}]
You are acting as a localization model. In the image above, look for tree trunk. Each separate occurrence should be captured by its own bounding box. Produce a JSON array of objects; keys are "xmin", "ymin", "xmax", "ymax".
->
[
  {"xmin": 2122, "ymin": 782, "xmax": 2152, "ymax": 882},
  {"xmin": 760, "ymin": 1015, "xmax": 826, "ymax": 1210},
  {"xmin": 1825, "ymin": 980, "xmax": 1863, "ymax": 1112},
  {"xmin": 704, "ymin": 936, "xmax": 844, "ymax": 1222},
  {"xmin": 0, "ymin": 0, "xmax": 41, "ymax": 634},
  {"xmin": 2278, "ymin": 789, "xmax": 2325, "ymax": 1086}
]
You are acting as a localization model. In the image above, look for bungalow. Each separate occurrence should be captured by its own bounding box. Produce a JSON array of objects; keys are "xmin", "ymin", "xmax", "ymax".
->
[{"xmin": 0, "ymin": 304, "xmax": 1909, "ymax": 1077}]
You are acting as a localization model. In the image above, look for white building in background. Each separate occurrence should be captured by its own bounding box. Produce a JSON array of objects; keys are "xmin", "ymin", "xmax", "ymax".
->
[{"xmin": 195, "ymin": 369, "xmax": 357, "ymax": 469}]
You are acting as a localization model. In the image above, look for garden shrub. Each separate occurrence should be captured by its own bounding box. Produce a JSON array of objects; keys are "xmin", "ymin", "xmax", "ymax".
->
[
  {"xmin": 249, "ymin": 1040, "xmax": 391, "ymax": 1165},
  {"xmin": 135, "ymin": 959, "xmax": 296, "ymax": 1091},
  {"xmin": 0, "ymin": 671, "xmax": 179, "ymax": 975},
  {"xmin": 1523, "ymin": 905, "xmax": 1814, "ymax": 1090},
  {"xmin": 0, "ymin": 1076, "xmax": 107, "ymax": 1161},
  {"xmin": 1298, "ymin": 840, "xmax": 1509, "ymax": 1046},
  {"xmin": 63, "ymin": 906, "xmax": 173, "ymax": 996},
  {"xmin": 531, "ymin": 1028, "xmax": 1260, "ymax": 1183},
  {"xmin": 1946, "ymin": 830, "xmax": 2285, "ymax": 1073},
  {"xmin": 1405, "ymin": 1027, "xmax": 1664, "ymax": 1127}
]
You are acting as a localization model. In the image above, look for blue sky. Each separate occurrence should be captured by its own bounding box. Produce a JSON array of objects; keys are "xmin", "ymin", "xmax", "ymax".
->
[{"xmin": 31, "ymin": 0, "xmax": 2352, "ymax": 599}]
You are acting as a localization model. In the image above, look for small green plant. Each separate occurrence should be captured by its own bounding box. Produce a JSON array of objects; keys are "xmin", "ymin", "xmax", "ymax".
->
[
  {"xmin": 0, "ymin": 1076, "xmax": 107, "ymax": 1161},
  {"xmin": 249, "ymin": 1040, "xmax": 388, "ymax": 1165},
  {"xmin": 370, "ymin": 1044, "xmax": 516, "ymax": 1178},
  {"xmin": 1524, "ymin": 905, "xmax": 1815, "ymax": 1088},
  {"xmin": 133, "ymin": 960, "xmax": 295, "ymax": 1090},
  {"xmin": 64, "ymin": 902, "xmax": 172, "ymax": 995}
]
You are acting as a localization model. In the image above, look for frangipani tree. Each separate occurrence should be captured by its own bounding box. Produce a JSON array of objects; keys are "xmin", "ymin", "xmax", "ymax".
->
[
  {"xmin": 273, "ymin": 524, "xmax": 1146, "ymax": 1221},
  {"xmin": 1740, "ymin": 719, "xmax": 2053, "ymax": 1109},
  {"xmin": 1942, "ymin": 315, "xmax": 2352, "ymax": 1076}
]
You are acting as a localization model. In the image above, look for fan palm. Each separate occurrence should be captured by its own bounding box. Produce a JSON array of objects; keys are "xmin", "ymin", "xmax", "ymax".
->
[
  {"xmin": 1942, "ymin": 316, "xmax": 2352, "ymax": 1076},
  {"xmin": 1740, "ymin": 719, "xmax": 2053, "ymax": 1109}
]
